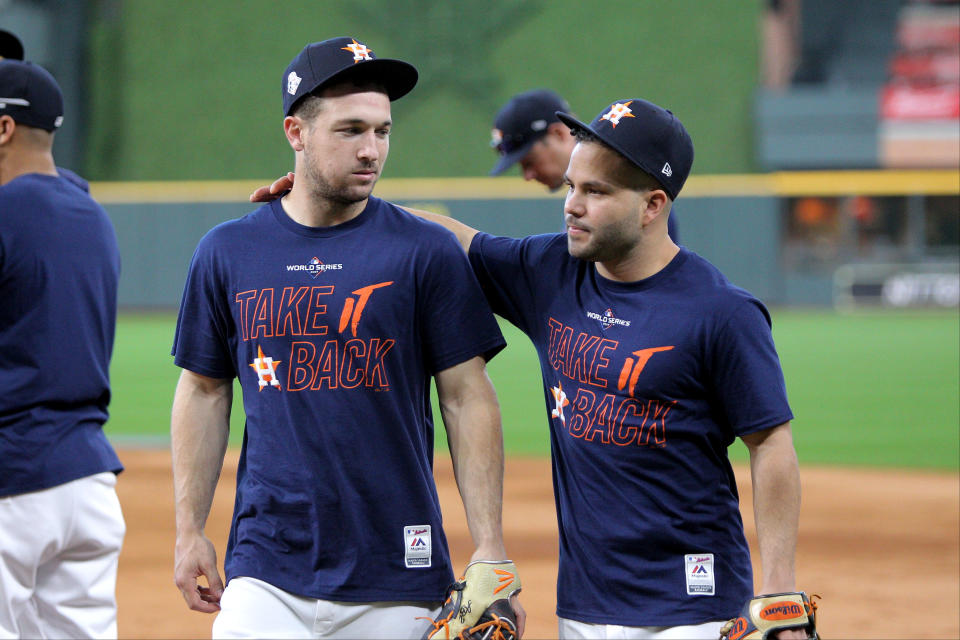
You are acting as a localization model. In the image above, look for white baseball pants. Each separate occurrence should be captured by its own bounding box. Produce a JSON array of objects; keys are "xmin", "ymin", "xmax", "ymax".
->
[
  {"xmin": 212, "ymin": 576, "xmax": 442, "ymax": 639},
  {"xmin": 0, "ymin": 472, "xmax": 125, "ymax": 639},
  {"xmin": 559, "ymin": 616, "xmax": 726, "ymax": 639}
]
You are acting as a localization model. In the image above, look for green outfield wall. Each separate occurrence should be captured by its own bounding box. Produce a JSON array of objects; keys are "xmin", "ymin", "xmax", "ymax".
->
[
  {"xmin": 106, "ymin": 194, "xmax": 787, "ymax": 307},
  {"xmin": 98, "ymin": 170, "xmax": 960, "ymax": 309},
  {"xmin": 83, "ymin": 0, "xmax": 762, "ymax": 180}
]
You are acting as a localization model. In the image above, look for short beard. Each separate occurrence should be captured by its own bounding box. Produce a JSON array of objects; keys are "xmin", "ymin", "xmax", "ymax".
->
[
  {"xmin": 568, "ymin": 219, "xmax": 639, "ymax": 264},
  {"xmin": 309, "ymin": 177, "xmax": 372, "ymax": 206},
  {"xmin": 304, "ymin": 156, "xmax": 378, "ymax": 206}
]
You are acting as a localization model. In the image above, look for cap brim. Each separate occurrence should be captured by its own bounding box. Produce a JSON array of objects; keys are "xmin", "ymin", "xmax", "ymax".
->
[
  {"xmin": 326, "ymin": 58, "xmax": 418, "ymax": 101},
  {"xmin": 556, "ymin": 111, "xmax": 590, "ymax": 137},
  {"xmin": 558, "ymin": 110, "xmax": 667, "ymax": 193},
  {"xmin": 489, "ymin": 137, "xmax": 541, "ymax": 176}
]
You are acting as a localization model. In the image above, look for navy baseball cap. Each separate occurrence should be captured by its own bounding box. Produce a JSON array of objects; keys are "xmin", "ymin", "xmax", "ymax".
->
[
  {"xmin": 282, "ymin": 37, "xmax": 418, "ymax": 116},
  {"xmin": 0, "ymin": 60, "xmax": 63, "ymax": 131},
  {"xmin": 0, "ymin": 30, "xmax": 24, "ymax": 60},
  {"xmin": 557, "ymin": 99, "xmax": 694, "ymax": 200},
  {"xmin": 489, "ymin": 89, "xmax": 570, "ymax": 176}
]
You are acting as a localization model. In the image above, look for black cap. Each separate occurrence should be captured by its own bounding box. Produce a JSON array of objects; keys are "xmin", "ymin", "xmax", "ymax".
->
[
  {"xmin": 489, "ymin": 89, "xmax": 570, "ymax": 176},
  {"xmin": 282, "ymin": 37, "xmax": 418, "ymax": 116},
  {"xmin": 0, "ymin": 30, "xmax": 24, "ymax": 60},
  {"xmin": 557, "ymin": 98, "xmax": 694, "ymax": 200},
  {"xmin": 0, "ymin": 60, "xmax": 63, "ymax": 131}
]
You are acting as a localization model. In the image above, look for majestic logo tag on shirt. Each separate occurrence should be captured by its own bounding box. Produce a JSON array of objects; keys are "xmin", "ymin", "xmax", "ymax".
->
[
  {"xmin": 286, "ymin": 257, "xmax": 343, "ymax": 278},
  {"xmin": 404, "ymin": 525, "xmax": 432, "ymax": 568},
  {"xmin": 685, "ymin": 553, "xmax": 715, "ymax": 596}
]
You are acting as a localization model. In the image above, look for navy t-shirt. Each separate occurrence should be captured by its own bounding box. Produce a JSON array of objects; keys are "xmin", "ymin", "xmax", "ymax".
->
[
  {"xmin": 172, "ymin": 197, "xmax": 505, "ymax": 602},
  {"xmin": 469, "ymin": 232, "xmax": 793, "ymax": 627},
  {"xmin": 0, "ymin": 173, "xmax": 122, "ymax": 497}
]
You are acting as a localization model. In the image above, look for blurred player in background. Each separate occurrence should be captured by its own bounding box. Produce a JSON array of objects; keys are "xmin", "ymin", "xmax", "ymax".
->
[
  {"xmin": 490, "ymin": 88, "xmax": 679, "ymax": 242},
  {"xmin": 171, "ymin": 37, "xmax": 522, "ymax": 638},
  {"xmin": 0, "ymin": 28, "xmax": 89, "ymax": 192},
  {"xmin": 0, "ymin": 59, "xmax": 125, "ymax": 638},
  {"xmin": 250, "ymin": 96, "xmax": 801, "ymax": 638}
]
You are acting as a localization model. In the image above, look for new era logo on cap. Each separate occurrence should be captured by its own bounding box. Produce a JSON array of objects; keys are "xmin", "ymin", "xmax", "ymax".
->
[
  {"xmin": 282, "ymin": 37, "xmax": 418, "ymax": 116},
  {"xmin": 557, "ymin": 98, "xmax": 694, "ymax": 200}
]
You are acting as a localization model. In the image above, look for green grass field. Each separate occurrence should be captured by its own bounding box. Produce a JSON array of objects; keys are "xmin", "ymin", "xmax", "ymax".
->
[{"xmin": 110, "ymin": 310, "xmax": 959, "ymax": 470}]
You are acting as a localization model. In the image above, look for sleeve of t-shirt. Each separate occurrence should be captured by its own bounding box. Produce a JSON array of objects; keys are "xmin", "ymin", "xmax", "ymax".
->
[
  {"xmin": 707, "ymin": 297, "xmax": 794, "ymax": 436},
  {"xmin": 171, "ymin": 233, "xmax": 236, "ymax": 379},
  {"xmin": 418, "ymin": 231, "xmax": 506, "ymax": 374},
  {"xmin": 468, "ymin": 232, "xmax": 561, "ymax": 335}
]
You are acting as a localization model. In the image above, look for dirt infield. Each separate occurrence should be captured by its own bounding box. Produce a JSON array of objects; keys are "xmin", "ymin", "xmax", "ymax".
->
[{"xmin": 115, "ymin": 448, "xmax": 959, "ymax": 639}]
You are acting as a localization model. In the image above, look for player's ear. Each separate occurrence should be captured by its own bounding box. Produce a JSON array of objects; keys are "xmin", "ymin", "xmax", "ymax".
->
[
  {"xmin": 546, "ymin": 122, "xmax": 570, "ymax": 142},
  {"xmin": 640, "ymin": 189, "xmax": 669, "ymax": 227},
  {"xmin": 283, "ymin": 116, "xmax": 305, "ymax": 152},
  {"xmin": 0, "ymin": 115, "xmax": 16, "ymax": 146}
]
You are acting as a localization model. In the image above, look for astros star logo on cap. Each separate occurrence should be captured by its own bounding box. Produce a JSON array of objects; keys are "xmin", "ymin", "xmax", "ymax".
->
[
  {"xmin": 341, "ymin": 39, "xmax": 373, "ymax": 63},
  {"xmin": 601, "ymin": 101, "xmax": 635, "ymax": 128}
]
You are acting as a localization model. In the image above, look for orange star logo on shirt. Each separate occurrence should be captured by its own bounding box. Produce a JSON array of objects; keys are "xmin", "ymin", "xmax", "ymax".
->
[
  {"xmin": 250, "ymin": 345, "xmax": 282, "ymax": 391},
  {"xmin": 601, "ymin": 101, "xmax": 635, "ymax": 128},
  {"xmin": 341, "ymin": 39, "xmax": 373, "ymax": 63},
  {"xmin": 550, "ymin": 382, "xmax": 570, "ymax": 426}
]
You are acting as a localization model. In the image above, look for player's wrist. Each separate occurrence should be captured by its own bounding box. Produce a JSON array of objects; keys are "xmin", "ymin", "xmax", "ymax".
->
[{"xmin": 469, "ymin": 542, "xmax": 509, "ymax": 563}]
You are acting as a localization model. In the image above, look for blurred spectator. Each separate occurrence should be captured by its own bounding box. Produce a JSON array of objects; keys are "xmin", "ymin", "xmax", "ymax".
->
[{"xmin": 761, "ymin": 0, "xmax": 800, "ymax": 89}]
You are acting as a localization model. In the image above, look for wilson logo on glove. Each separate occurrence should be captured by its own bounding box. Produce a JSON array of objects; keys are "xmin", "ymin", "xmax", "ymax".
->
[{"xmin": 760, "ymin": 601, "xmax": 805, "ymax": 620}]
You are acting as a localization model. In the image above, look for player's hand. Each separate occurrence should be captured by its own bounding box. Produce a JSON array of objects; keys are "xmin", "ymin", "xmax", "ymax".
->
[
  {"xmin": 510, "ymin": 592, "xmax": 526, "ymax": 638},
  {"xmin": 249, "ymin": 172, "xmax": 295, "ymax": 202},
  {"xmin": 173, "ymin": 531, "xmax": 224, "ymax": 613}
]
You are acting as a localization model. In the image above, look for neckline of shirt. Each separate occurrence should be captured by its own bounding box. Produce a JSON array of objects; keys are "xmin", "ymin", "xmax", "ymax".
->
[
  {"xmin": 590, "ymin": 246, "xmax": 689, "ymax": 293},
  {"xmin": 269, "ymin": 196, "xmax": 377, "ymax": 238}
]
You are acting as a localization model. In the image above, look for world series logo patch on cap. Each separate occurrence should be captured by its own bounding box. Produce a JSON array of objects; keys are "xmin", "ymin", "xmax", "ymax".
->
[{"xmin": 287, "ymin": 71, "xmax": 302, "ymax": 95}]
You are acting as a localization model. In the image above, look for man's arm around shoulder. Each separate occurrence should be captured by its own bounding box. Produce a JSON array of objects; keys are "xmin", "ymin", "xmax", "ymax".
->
[{"xmin": 402, "ymin": 206, "xmax": 477, "ymax": 254}]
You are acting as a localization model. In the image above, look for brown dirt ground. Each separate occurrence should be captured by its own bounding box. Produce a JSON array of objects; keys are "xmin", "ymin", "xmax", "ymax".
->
[{"xmin": 115, "ymin": 448, "xmax": 959, "ymax": 639}]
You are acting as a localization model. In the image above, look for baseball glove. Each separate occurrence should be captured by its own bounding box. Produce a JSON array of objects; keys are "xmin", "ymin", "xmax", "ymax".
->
[
  {"xmin": 421, "ymin": 560, "xmax": 521, "ymax": 640},
  {"xmin": 719, "ymin": 591, "xmax": 820, "ymax": 640}
]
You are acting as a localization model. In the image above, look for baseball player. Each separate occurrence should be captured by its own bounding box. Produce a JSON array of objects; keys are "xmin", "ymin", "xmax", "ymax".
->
[
  {"xmin": 171, "ymin": 37, "xmax": 523, "ymax": 639},
  {"xmin": 251, "ymin": 96, "xmax": 805, "ymax": 638},
  {"xmin": 464, "ymin": 99, "xmax": 806, "ymax": 639},
  {"xmin": 489, "ymin": 89, "xmax": 679, "ymax": 242},
  {"xmin": 0, "ymin": 60, "xmax": 125, "ymax": 638}
]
